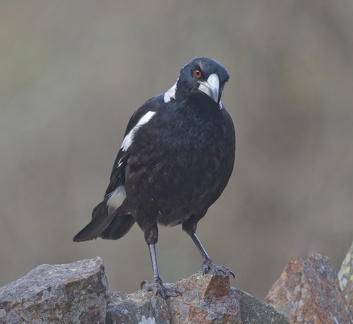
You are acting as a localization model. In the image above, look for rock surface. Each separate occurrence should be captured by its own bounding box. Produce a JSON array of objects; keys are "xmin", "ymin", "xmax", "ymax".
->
[
  {"xmin": 265, "ymin": 254, "xmax": 352, "ymax": 323},
  {"xmin": 0, "ymin": 257, "xmax": 108, "ymax": 324},
  {"xmin": 2, "ymin": 251, "xmax": 353, "ymax": 323},
  {"xmin": 107, "ymin": 271, "xmax": 288, "ymax": 324},
  {"xmin": 6, "ymin": 252, "xmax": 353, "ymax": 323},
  {"xmin": 339, "ymin": 241, "xmax": 353, "ymax": 314},
  {"xmin": 0, "ymin": 257, "xmax": 288, "ymax": 324}
]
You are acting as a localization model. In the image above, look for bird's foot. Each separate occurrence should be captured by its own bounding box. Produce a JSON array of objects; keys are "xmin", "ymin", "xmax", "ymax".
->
[
  {"xmin": 202, "ymin": 259, "xmax": 235, "ymax": 278},
  {"xmin": 141, "ymin": 278, "xmax": 181, "ymax": 300}
]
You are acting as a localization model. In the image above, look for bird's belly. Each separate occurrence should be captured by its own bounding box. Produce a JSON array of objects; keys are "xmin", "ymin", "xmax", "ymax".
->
[
  {"xmin": 157, "ymin": 208, "xmax": 192, "ymax": 227},
  {"xmin": 126, "ymin": 146, "xmax": 226, "ymax": 226}
]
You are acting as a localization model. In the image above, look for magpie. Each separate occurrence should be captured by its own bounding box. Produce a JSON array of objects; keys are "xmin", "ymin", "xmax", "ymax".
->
[{"xmin": 73, "ymin": 57, "xmax": 236, "ymax": 299}]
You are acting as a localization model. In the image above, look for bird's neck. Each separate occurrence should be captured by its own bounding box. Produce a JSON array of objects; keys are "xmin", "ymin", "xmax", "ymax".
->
[
  {"xmin": 178, "ymin": 94, "xmax": 220, "ymax": 118},
  {"xmin": 161, "ymin": 97, "xmax": 224, "ymax": 151}
]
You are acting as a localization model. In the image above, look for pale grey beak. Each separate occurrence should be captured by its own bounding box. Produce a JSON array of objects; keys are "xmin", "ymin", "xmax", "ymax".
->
[{"xmin": 198, "ymin": 73, "xmax": 220, "ymax": 102}]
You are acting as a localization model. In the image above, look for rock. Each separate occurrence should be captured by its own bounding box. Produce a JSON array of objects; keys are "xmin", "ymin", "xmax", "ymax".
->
[
  {"xmin": 0, "ymin": 257, "xmax": 289, "ymax": 323},
  {"xmin": 106, "ymin": 290, "xmax": 170, "ymax": 324},
  {"xmin": 265, "ymin": 254, "xmax": 352, "ymax": 323},
  {"xmin": 107, "ymin": 271, "xmax": 288, "ymax": 324},
  {"xmin": 0, "ymin": 257, "xmax": 108, "ymax": 324},
  {"xmin": 4, "ymin": 253, "xmax": 353, "ymax": 323},
  {"xmin": 339, "ymin": 241, "xmax": 353, "ymax": 313}
]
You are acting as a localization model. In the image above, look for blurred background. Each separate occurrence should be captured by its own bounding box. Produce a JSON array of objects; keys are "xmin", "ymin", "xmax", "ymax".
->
[{"xmin": 1, "ymin": 0, "xmax": 353, "ymax": 299}]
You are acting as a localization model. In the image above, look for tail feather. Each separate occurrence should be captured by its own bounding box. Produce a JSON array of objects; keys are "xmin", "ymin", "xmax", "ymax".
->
[
  {"xmin": 101, "ymin": 214, "xmax": 135, "ymax": 240},
  {"xmin": 73, "ymin": 201, "xmax": 114, "ymax": 242},
  {"xmin": 73, "ymin": 201, "xmax": 135, "ymax": 242},
  {"xmin": 73, "ymin": 216, "xmax": 113, "ymax": 242}
]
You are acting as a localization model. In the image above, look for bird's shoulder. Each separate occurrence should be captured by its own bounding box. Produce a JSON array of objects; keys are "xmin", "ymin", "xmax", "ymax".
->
[
  {"xmin": 123, "ymin": 94, "xmax": 165, "ymax": 135},
  {"xmin": 104, "ymin": 94, "xmax": 165, "ymax": 196}
]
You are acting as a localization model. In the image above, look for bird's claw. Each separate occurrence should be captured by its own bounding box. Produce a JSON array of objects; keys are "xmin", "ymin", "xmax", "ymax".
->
[
  {"xmin": 202, "ymin": 259, "xmax": 235, "ymax": 278},
  {"xmin": 141, "ymin": 280, "xmax": 181, "ymax": 299}
]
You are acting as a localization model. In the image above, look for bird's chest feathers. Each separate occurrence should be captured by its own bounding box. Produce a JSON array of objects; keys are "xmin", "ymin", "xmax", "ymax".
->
[
  {"xmin": 158, "ymin": 104, "xmax": 225, "ymax": 151},
  {"xmin": 127, "ymin": 104, "xmax": 227, "ymax": 211}
]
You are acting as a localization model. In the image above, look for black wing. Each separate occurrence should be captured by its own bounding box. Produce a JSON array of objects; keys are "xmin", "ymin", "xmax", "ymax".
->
[
  {"xmin": 73, "ymin": 95, "xmax": 164, "ymax": 242},
  {"xmin": 104, "ymin": 94, "xmax": 163, "ymax": 197}
]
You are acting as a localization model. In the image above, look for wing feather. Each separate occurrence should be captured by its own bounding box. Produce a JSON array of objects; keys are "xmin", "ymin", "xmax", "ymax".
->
[{"xmin": 104, "ymin": 95, "xmax": 163, "ymax": 198}]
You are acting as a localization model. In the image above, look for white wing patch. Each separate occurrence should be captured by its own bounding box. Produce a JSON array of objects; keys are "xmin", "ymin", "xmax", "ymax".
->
[
  {"xmin": 107, "ymin": 185, "xmax": 126, "ymax": 209},
  {"xmin": 121, "ymin": 111, "xmax": 156, "ymax": 151},
  {"xmin": 163, "ymin": 79, "xmax": 178, "ymax": 103}
]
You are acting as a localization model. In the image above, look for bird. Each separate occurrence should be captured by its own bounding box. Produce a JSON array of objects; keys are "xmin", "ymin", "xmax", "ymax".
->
[{"xmin": 73, "ymin": 57, "xmax": 236, "ymax": 299}]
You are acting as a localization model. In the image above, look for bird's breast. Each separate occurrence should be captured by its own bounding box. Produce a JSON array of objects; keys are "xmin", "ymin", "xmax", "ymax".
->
[{"xmin": 124, "ymin": 106, "xmax": 234, "ymax": 226}]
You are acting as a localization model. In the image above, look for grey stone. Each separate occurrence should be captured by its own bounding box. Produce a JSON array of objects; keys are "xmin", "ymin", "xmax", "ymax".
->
[
  {"xmin": 0, "ymin": 257, "xmax": 290, "ymax": 323},
  {"xmin": 107, "ymin": 271, "xmax": 288, "ymax": 324},
  {"xmin": 0, "ymin": 257, "xmax": 108, "ymax": 324}
]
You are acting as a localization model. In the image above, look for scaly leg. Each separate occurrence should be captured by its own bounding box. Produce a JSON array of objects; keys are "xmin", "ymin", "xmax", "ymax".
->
[
  {"xmin": 183, "ymin": 220, "xmax": 235, "ymax": 278},
  {"xmin": 141, "ymin": 228, "xmax": 181, "ymax": 299}
]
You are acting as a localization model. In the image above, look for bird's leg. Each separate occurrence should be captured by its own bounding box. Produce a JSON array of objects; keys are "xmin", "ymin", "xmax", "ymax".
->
[
  {"xmin": 188, "ymin": 230, "xmax": 213, "ymax": 272},
  {"xmin": 149, "ymin": 243, "xmax": 164, "ymax": 288},
  {"xmin": 183, "ymin": 221, "xmax": 235, "ymax": 278},
  {"xmin": 188, "ymin": 230, "xmax": 235, "ymax": 278},
  {"xmin": 140, "ymin": 228, "xmax": 181, "ymax": 299}
]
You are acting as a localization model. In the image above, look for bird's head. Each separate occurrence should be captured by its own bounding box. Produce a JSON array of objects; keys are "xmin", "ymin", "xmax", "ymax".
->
[{"xmin": 172, "ymin": 57, "xmax": 229, "ymax": 105}]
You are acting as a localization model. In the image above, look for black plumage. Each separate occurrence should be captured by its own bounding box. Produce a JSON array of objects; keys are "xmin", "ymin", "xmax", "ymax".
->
[{"xmin": 73, "ymin": 57, "xmax": 235, "ymax": 298}]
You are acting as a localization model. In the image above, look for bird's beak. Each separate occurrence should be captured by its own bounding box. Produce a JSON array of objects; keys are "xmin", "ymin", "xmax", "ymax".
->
[{"xmin": 198, "ymin": 73, "xmax": 220, "ymax": 103}]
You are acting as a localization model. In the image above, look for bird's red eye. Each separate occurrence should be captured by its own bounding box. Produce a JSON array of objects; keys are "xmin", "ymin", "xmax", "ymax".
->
[{"xmin": 193, "ymin": 69, "xmax": 202, "ymax": 79}]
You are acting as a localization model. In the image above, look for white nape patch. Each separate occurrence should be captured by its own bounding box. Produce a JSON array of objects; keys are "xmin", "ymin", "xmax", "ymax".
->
[
  {"xmin": 219, "ymin": 101, "xmax": 224, "ymax": 109},
  {"xmin": 107, "ymin": 185, "xmax": 126, "ymax": 209},
  {"xmin": 121, "ymin": 111, "xmax": 156, "ymax": 151},
  {"xmin": 163, "ymin": 79, "xmax": 178, "ymax": 103}
]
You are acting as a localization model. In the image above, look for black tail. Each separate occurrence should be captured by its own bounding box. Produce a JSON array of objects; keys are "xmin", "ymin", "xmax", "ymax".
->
[
  {"xmin": 73, "ymin": 201, "xmax": 135, "ymax": 242},
  {"xmin": 73, "ymin": 201, "xmax": 112, "ymax": 242},
  {"xmin": 100, "ymin": 214, "xmax": 135, "ymax": 240}
]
